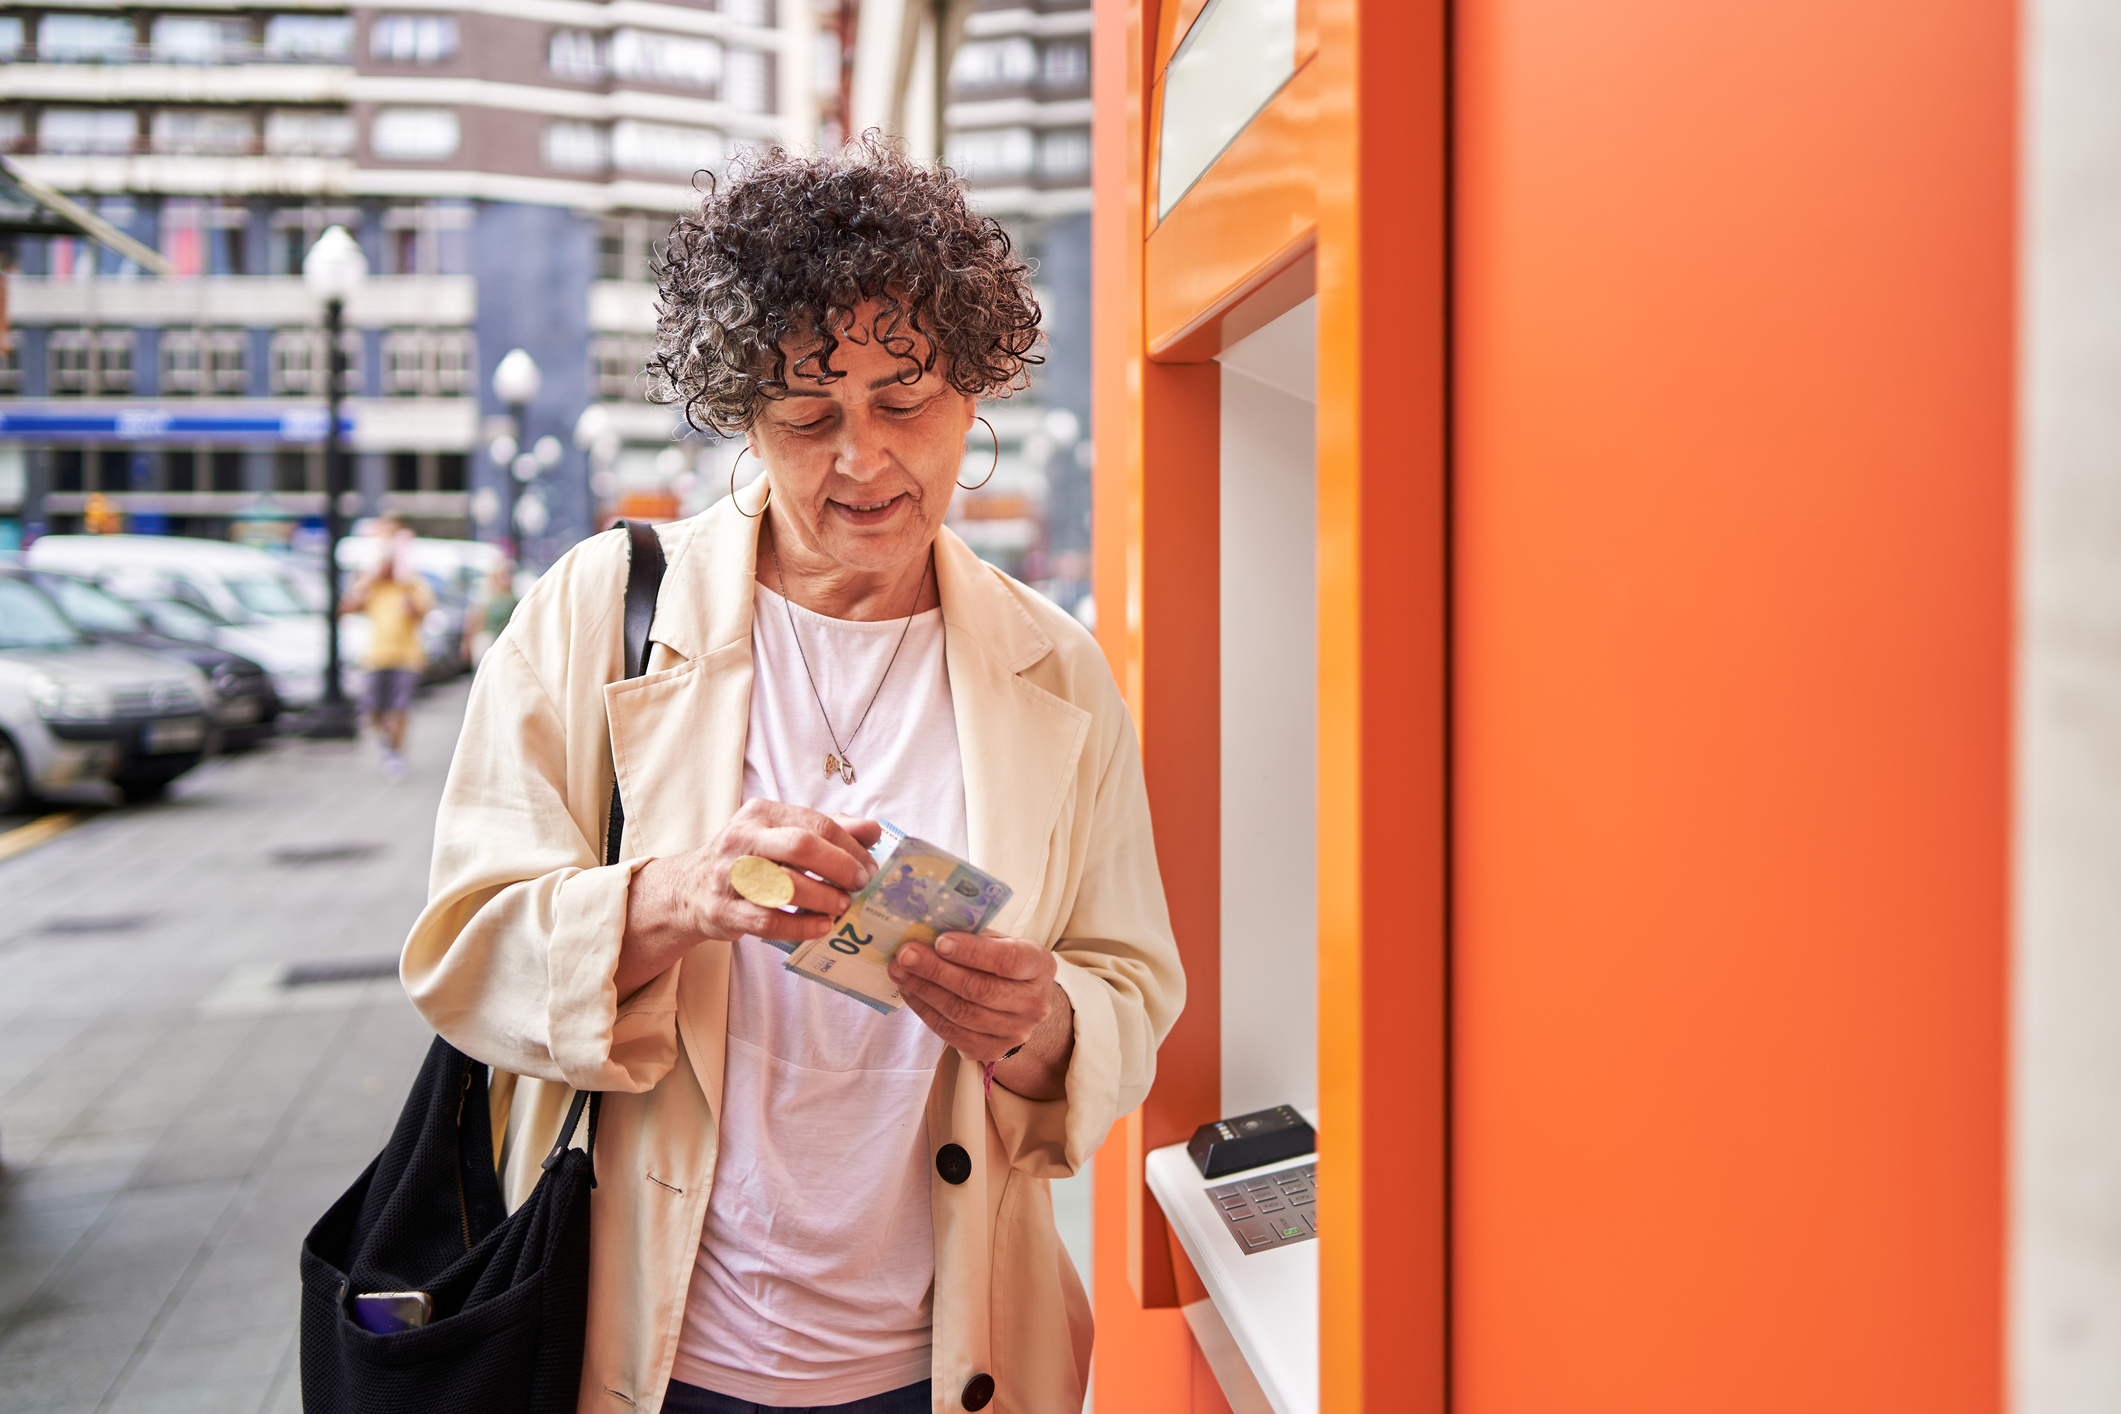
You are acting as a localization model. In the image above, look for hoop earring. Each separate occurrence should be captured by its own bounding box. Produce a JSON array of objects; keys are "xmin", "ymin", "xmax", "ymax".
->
[
  {"xmin": 958, "ymin": 416, "xmax": 999, "ymax": 491},
  {"xmin": 729, "ymin": 446, "xmax": 768, "ymax": 517}
]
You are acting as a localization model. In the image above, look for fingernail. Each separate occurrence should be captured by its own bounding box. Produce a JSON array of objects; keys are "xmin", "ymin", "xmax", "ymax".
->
[
  {"xmin": 936, "ymin": 934, "xmax": 956, "ymax": 956},
  {"xmin": 900, "ymin": 945, "xmax": 923, "ymax": 966}
]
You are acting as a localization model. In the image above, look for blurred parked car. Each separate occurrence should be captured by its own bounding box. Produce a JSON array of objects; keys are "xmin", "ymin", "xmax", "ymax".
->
[
  {"xmin": 21, "ymin": 570, "xmax": 280, "ymax": 749},
  {"xmin": 0, "ymin": 575, "xmax": 214, "ymax": 810},
  {"xmin": 23, "ymin": 535, "xmax": 330, "ymax": 706}
]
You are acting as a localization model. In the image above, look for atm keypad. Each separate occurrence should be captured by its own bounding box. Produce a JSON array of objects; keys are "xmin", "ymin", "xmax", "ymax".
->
[{"xmin": 1206, "ymin": 1162, "xmax": 1317, "ymax": 1255}]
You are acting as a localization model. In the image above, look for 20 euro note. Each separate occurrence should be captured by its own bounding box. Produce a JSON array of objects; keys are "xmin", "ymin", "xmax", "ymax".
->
[{"xmin": 783, "ymin": 823, "xmax": 1013, "ymax": 1014}]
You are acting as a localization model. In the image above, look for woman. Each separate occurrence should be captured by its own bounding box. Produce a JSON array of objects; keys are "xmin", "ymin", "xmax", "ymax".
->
[{"xmin": 404, "ymin": 141, "xmax": 1183, "ymax": 1414}]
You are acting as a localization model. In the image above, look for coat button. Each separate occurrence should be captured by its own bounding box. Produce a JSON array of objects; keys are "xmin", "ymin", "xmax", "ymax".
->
[
  {"xmin": 935, "ymin": 1143, "xmax": 972, "ymax": 1185},
  {"xmin": 961, "ymin": 1373, "xmax": 996, "ymax": 1410}
]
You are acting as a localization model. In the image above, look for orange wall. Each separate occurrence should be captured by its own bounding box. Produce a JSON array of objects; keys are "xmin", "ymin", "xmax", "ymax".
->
[{"xmin": 1453, "ymin": 1, "xmax": 2013, "ymax": 1411}]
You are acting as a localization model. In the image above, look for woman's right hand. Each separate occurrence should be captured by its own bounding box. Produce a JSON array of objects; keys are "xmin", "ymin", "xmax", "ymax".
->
[{"xmin": 617, "ymin": 800, "xmax": 880, "ymax": 994}]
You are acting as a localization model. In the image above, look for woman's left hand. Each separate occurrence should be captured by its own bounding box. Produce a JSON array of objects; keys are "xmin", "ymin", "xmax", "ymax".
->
[{"xmin": 889, "ymin": 931, "xmax": 1075, "ymax": 1100}]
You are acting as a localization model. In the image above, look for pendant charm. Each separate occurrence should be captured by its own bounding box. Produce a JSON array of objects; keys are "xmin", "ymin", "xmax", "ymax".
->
[
  {"xmin": 825, "ymin": 753, "xmax": 840, "ymax": 779},
  {"xmin": 841, "ymin": 762, "xmax": 857, "ymax": 785}
]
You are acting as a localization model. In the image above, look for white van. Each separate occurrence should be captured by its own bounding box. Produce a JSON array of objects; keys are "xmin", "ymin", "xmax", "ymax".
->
[{"xmin": 24, "ymin": 535, "xmax": 335, "ymax": 706}]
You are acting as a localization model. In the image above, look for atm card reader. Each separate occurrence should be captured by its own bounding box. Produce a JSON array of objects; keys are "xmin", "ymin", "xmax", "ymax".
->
[{"xmin": 1187, "ymin": 1105, "xmax": 1316, "ymax": 1178}]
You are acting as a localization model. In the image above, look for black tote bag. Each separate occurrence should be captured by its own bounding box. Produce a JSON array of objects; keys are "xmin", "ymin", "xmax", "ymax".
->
[{"xmin": 300, "ymin": 521, "xmax": 665, "ymax": 1414}]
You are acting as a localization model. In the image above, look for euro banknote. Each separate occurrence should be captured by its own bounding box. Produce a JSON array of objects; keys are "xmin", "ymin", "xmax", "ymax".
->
[{"xmin": 783, "ymin": 821, "xmax": 1013, "ymax": 1014}]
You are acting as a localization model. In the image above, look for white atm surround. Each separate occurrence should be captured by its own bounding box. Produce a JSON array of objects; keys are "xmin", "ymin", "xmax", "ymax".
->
[
  {"xmin": 1147, "ymin": 1122, "xmax": 1322, "ymax": 1414},
  {"xmin": 1218, "ymin": 296, "xmax": 1320, "ymax": 1119}
]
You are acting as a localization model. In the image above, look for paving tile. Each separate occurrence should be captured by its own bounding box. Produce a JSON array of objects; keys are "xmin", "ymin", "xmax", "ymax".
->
[
  {"xmin": 101, "ymin": 1324, "xmax": 289, "ymax": 1414},
  {"xmin": 0, "ymin": 1337, "xmax": 133, "ymax": 1414}
]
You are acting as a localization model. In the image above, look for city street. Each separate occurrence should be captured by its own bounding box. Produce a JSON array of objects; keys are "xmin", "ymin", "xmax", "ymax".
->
[{"xmin": 0, "ymin": 678, "xmax": 1092, "ymax": 1414}]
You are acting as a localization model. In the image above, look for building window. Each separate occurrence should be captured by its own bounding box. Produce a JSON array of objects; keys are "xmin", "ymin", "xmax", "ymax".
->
[
  {"xmin": 549, "ymin": 29, "xmax": 606, "ymax": 81},
  {"xmin": 1037, "ymin": 127, "xmax": 1091, "ymax": 180},
  {"xmin": 99, "ymin": 330, "xmax": 134, "ymax": 394},
  {"xmin": 38, "ymin": 108, "xmax": 137, "ymax": 155},
  {"xmin": 951, "ymin": 38, "xmax": 1036, "ymax": 89},
  {"xmin": 275, "ymin": 450, "xmax": 311, "ymax": 493},
  {"xmin": 370, "ymin": 108, "xmax": 459, "ymax": 161},
  {"xmin": 208, "ymin": 330, "xmax": 247, "ymax": 394},
  {"xmin": 437, "ymin": 452, "xmax": 467, "ymax": 491},
  {"xmin": 0, "ymin": 17, "xmax": 24, "ymax": 60},
  {"xmin": 270, "ymin": 329, "xmax": 362, "ymax": 396},
  {"xmin": 1041, "ymin": 41, "xmax": 1090, "ymax": 87},
  {"xmin": 379, "ymin": 201, "xmax": 473, "ymax": 275},
  {"xmin": 389, "ymin": 451, "xmax": 420, "ymax": 492},
  {"xmin": 944, "ymin": 126, "xmax": 1035, "ymax": 180},
  {"xmin": 263, "ymin": 15, "xmax": 353, "ymax": 62},
  {"xmin": 48, "ymin": 328, "xmax": 133, "ymax": 396},
  {"xmin": 611, "ymin": 120, "xmax": 722, "ymax": 177},
  {"xmin": 0, "ymin": 332, "xmax": 17, "ymax": 393},
  {"xmin": 161, "ymin": 329, "xmax": 203, "ymax": 394},
  {"xmin": 544, "ymin": 120, "xmax": 610, "ymax": 173},
  {"xmin": 151, "ymin": 109, "xmax": 256, "ymax": 156},
  {"xmin": 433, "ymin": 332, "xmax": 473, "ymax": 394},
  {"xmin": 592, "ymin": 335, "xmax": 657, "ymax": 401},
  {"xmin": 380, "ymin": 330, "xmax": 476, "ymax": 397},
  {"xmin": 210, "ymin": 449, "xmax": 243, "ymax": 492},
  {"xmin": 163, "ymin": 329, "xmax": 246, "ymax": 393},
  {"xmin": 720, "ymin": 0, "xmax": 775, "ymax": 27},
  {"xmin": 595, "ymin": 215, "xmax": 665, "ymax": 282},
  {"xmin": 265, "ymin": 110, "xmax": 355, "ymax": 157},
  {"xmin": 612, "ymin": 29, "xmax": 721, "ymax": 90},
  {"xmin": 149, "ymin": 16, "xmax": 250, "ymax": 64},
  {"xmin": 165, "ymin": 450, "xmax": 197, "ymax": 492},
  {"xmin": 369, "ymin": 15, "xmax": 459, "ymax": 65},
  {"xmin": 36, "ymin": 13, "xmax": 136, "ymax": 63},
  {"xmin": 721, "ymin": 46, "xmax": 774, "ymax": 113}
]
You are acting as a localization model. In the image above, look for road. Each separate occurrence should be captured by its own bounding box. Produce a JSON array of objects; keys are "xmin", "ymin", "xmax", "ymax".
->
[{"xmin": 0, "ymin": 677, "xmax": 1091, "ymax": 1413}]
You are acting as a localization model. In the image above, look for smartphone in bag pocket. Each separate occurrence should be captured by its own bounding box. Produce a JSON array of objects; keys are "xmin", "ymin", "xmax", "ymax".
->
[{"xmin": 351, "ymin": 1290, "xmax": 432, "ymax": 1333}]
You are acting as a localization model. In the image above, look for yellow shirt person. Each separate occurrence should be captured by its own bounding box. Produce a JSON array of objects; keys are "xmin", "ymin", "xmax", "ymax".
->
[
  {"xmin": 339, "ymin": 528, "xmax": 435, "ymax": 778},
  {"xmin": 356, "ymin": 575, "xmax": 434, "ymax": 671}
]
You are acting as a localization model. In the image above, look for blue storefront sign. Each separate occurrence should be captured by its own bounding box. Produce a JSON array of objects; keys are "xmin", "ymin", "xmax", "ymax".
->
[{"xmin": 0, "ymin": 407, "xmax": 354, "ymax": 442}]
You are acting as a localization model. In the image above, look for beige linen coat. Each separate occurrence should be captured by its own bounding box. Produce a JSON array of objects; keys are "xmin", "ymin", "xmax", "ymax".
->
[{"xmin": 401, "ymin": 491, "xmax": 1184, "ymax": 1414}]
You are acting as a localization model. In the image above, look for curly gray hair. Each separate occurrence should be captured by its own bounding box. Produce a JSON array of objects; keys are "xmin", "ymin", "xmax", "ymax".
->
[{"xmin": 647, "ymin": 136, "xmax": 1044, "ymax": 435}]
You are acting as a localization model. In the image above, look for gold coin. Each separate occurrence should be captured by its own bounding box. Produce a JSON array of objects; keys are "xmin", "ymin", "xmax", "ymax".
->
[{"xmin": 729, "ymin": 855, "xmax": 795, "ymax": 909}]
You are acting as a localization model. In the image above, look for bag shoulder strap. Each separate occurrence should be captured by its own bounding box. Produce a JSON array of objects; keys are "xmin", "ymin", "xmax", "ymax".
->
[{"xmin": 604, "ymin": 520, "xmax": 666, "ymax": 868}]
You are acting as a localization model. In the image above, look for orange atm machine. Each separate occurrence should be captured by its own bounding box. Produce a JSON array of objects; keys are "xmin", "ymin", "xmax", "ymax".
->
[{"xmin": 1087, "ymin": 1, "xmax": 2012, "ymax": 1412}]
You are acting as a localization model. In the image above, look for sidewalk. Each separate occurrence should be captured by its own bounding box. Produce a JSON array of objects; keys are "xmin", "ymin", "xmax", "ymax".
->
[
  {"xmin": 0, "ymin": 672, "xmax": 1094, "ymax": 1414},
  {"xmin": 0, "ymin": 682, "xmax": 465, "ymax": 1414}
]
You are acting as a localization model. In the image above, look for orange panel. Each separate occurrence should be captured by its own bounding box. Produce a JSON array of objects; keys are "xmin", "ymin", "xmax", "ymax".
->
[
  {"xmin": 1145, "ymin": 62, "xmax": 1320, "ymax": 356},
  {"xmin": 1313, "ymin": 0, "xmax": 1450, "ymax": 1410},
  {"xmin": 1452, "ymin": 1, "xmax": 2013, "ymax": 1411}
]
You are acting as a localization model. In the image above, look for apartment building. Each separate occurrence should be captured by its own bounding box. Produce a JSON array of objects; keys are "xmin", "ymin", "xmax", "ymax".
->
[
  {"xmin": 939, "ymin": 0, "xmax": 1092, "ymax": 615},
  {"xmin": 0, "ymin": 1, "xmax": 813, "ymax": 561}
]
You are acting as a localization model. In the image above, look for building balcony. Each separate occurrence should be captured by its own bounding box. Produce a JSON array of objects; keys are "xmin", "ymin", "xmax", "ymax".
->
[
  {"xmin": 0, "ymin": 61, "xmax": 352, "ymax": 105},
  {"xmin": 6, "ymin": 275, "xmax": 476, "ymax": 330}
]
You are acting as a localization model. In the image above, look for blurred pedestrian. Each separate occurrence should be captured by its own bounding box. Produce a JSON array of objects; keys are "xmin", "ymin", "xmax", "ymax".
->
[
  {"xmin": 340, "ymin": 516, "xmax": 432, "ymax": 780},
  {"xmin": 462, "ymin": 557, "xmax": 518, "ymax": 670}
]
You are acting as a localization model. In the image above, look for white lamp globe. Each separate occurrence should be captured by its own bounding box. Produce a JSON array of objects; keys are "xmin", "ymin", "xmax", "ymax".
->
[
  {"xmin": 573, "ymin": 403, "xmax": 612, "ymax": 450},
  {"xmin": 493, "ymin": 348, "xmax": 542, "ymax": 406},
  {"xmin": 301, "ymin": 225, "xmax": 368, "ymax": 302},
  {"xmin": 533, "ymin": 434, "xmax": 563, "ymax": 468}
]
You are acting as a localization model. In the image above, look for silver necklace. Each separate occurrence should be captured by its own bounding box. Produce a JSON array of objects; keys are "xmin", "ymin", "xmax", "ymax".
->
[{"xmin": 771, "ymin": 545, "xmax": 932, "ymax": 786}]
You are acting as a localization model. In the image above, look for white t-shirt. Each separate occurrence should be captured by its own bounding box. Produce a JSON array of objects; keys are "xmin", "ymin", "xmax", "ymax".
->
[{"xmin": 671, "ymin": 581, "xmax": 961, "ymax": 1404}]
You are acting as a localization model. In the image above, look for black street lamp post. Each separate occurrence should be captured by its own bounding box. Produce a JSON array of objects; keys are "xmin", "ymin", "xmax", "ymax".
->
[
  {"xmin": 492, "ymin": 347, "xmax": 542, "ymax": 562},
  {"xmin": 300, "ymin": 226, "xmax": 366, "ymax": 740}
]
